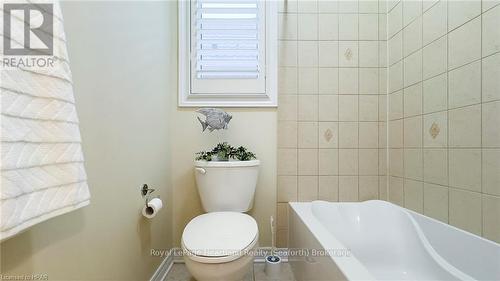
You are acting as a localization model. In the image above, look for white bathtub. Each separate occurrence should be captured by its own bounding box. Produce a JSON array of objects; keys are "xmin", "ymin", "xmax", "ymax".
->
[{"xmin": 289, "ymin": 200, "xmax": 500, "ymax": 281}]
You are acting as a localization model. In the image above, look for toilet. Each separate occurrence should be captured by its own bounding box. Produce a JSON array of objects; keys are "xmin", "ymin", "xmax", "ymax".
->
[{"xmin": 182, "ymin": 160, "xmax": 260, "ymax": 281}]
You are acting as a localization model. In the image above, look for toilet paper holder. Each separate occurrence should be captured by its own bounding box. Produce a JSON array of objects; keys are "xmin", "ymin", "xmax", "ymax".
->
[{"xmin": 141, "ymin": 184, "xmax": 159, "ymax": 207}]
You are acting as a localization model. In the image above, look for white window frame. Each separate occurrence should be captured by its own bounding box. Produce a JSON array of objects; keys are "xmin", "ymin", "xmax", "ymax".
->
[{"xmin": 178, "ymin": 0, "xmax": 278, "ymax": 107}]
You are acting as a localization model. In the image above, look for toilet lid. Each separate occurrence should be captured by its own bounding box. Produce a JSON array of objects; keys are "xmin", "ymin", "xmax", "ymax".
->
[{"xmin": 182, "ymin": 212, "xmax": 258, "ymax": 259}]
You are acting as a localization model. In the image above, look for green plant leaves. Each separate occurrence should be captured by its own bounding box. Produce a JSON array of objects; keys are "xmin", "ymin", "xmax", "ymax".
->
[{"xmin": 195, "ymin": 142, "xmax": 256, "ymax": 161}]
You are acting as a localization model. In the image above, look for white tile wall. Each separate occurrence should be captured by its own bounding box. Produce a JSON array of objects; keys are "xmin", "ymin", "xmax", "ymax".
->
[
  {"xmin": 388, "ymin": 61, "xmax": 404, "ymax": 92},
  {"xmin": 423, "ymin": 0, "xmax": 447, "ymax": 44},
  {"xmin": 404, "ymin": 0, "xmax": 423, "ymax": 24},
  {"xmin": 278, "ymin": 0, "xmax": 500, "ymax": 247},
  {"xmin": 448, "ymin": 16, "xmax": 481, "ymax": 69},
  {"xmin": 422, "ymin": 36, "xmax": 447, "ymax": 79},
  {"xmin": 482, "ymin": 5, "xmax": 500, "ymax": 56},
  {"xmin": 448, "ymin": 61, "xmax": 481, "ymax": 109},
  {"xmin": 339, "ymin": 14, "xmax": 359, "ymax": 39},
  {"xmin": 318, "ymin": 95, "xmax": 339, "ymax": 120},
  {"xmin": 319, "ymin": 69, "xmax": 339, "ymax": 94},
  {"xmin": 423, "ymin": 183, "xmax": 449, "ymax": 222},
  {"xmin": 387, "ymin": 0, "xmax": 500, "ymax": 243},
  {"xmin": 298, "ymin": 14, "xmax": 318, "ymax": 40},
  {"xmin": 388, "ymin": 31, "xmax": 403, "ymax": 65},
  {"xmin": 449, "ymin": 189, "xmax": 482, "ymax": 235},
  {"xmin": 277, "ymin": 0, "xmax": 388, "ymax": 248},
  {"xmin": 449, "ymin": 149, "xmax": 482, "ymax": 192},
  {"xmin": 404, "ymin": 116, "xmax": 423, "ymax": 147},
  {"xmin": 359, "ymin": 68, "xmax": 379, "ymax": 94},
  {"xmin": 483, "ymin": 101, "xmax": 500, "ymax": 146},
  {"xmin": 423, "ymin": 148, "xmax": 448, "ymax": 185},
  {"xmin": 360, "ymin": 14, "xmax": 379, "ymax": 40},
  {"xmin": 319, "ymin": 41, "xmax": 339, "ymax": 67},
  {"xmin": 389, "ymin": 90, "xmax": 404, "ymax": 119},
  {"xmin": 423, "ymin": 111, "xmax": 447, "ymax": 147},
  {"xmin": 482, "ymin": 149, "xmax": 500, "ymax": 196},
  {"xmin": 482, "ymin": 194, "xmax": 500, "ymax": 242},
  {"xmin": 482, "ymin": 53, "xmax": 500, "ymax": 102},
  {"xmin": 482, "ymin": 195, "xmax": 500, "ymax": 241},
  {"xmin": 403, "ymin": 83, "xmax": 422, "ymax": 117},
  {"xmin": 359, "ymin": 41, "xmax": 380, "ymax": 67},
  {"xmin": 339, "ymin": 41, "xmax": 359, "ymax": 67},
  {"xmin": 403, "ymin": 17, "xmax": 423, "ymax": 56},
  {"xmin": 448, "ymin": 0, "xmax": 481, "ymax": 31},
  {"xmin": 404, "ymin": 179, "xmax": 424, "ymax": 212},
  {"xmin": 404, "ymin": 148, "xmax": 423, "ymax": 179},
  {"xmin": 448, "ymin": 105, "xmax": 481, "ymax": 147},
  {"xmin": 423, "ymin": 73, "xmax": 447, "ymax": 113},
  {"xmin": 319, "ymin": 176, "xmax": 339, "ymax": 201},
  {"xmin": 339, "ymin": 68, "xmax": 359, "ymax": 94},
  {"xmin": 403, "ymin": 50, "xmax": 423, "ymax": 86},
  {"xmin": 319, "ymin": 14, "xmax": 339, "ymax": 39}
]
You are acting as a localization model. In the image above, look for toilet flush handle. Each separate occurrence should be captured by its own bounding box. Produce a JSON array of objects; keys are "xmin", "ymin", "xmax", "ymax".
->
[{"xmin": 195, "ymin": 167, "xmax": 206, "ymax": 175}]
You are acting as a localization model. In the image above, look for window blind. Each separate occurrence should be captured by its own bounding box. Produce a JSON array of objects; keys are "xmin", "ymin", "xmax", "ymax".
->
[
  {"xmin": 194, "ymin": 0, "xmax": 261, "ymax": 80},
  {"xmin": 189, "ymin": 0, "xmax": 266, "ymax": 95}
]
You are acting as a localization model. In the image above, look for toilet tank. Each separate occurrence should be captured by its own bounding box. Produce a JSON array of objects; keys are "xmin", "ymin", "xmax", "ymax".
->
[{"xmin": 194, "ymin": 160, "xmax": 260, "ymax": 212}]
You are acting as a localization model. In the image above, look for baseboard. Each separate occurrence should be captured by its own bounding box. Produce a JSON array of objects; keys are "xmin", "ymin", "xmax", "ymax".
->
[
  {"xmin": 167, "ymin": 247, "xmax": 289, "ymax": 264},
  {"xmin": 254, "ymin": 247, "xmax": 289, "ymax": 263},
  {"xmin": 150, "ymin": 249, "xmax": 174, "ymax": 281},
  {"xmin": 172, "ymin": 248, "xmax": 184, "ymax": 263},
  {"xmin": 150, "ymin": 247, "xmax": 289, "ymax": 280}
]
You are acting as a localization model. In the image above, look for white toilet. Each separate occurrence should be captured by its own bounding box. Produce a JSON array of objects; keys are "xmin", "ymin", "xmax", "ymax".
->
[{"xmin": 182, "ymin": 160, "xmax": 260, "ymax": 281}]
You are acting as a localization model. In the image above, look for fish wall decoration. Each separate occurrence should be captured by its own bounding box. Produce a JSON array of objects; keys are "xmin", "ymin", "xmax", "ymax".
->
[{"xmin": 196, "ymin": 108, "xmax": 232, "ymax": 132}]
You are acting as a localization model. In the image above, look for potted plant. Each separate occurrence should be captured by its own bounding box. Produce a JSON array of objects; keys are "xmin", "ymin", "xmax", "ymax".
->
[{"xmin": 195, "ymin": 142, "xmax": 256, "ymax": 161}]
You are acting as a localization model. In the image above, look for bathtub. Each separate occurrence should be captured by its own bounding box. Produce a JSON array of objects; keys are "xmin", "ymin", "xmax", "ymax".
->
[{"xmin": 288, "ymin": 200, "xmax": 500, "ymax": 281}]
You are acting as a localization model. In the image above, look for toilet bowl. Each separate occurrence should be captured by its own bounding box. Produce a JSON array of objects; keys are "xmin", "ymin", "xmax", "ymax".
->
[
  {"xmin": 182, "ymin": 160, "xmax": 260, "ymax": 281},
  {"xmin": 182, "ymin": 212, "xmax": 258, "ymax": 281}
]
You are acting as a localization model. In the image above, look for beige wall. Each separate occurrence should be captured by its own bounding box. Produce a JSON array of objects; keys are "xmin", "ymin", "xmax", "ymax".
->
[
  {"xmin": 170, "ymin": 107, "xmax": 277, "ymax": 247},
  {"xmin": 276, "ymin": 0, "xmax": 388, "ymax": 247},
  {"xmin": 170, "ymin": 1, "xmax": 278, "ymax": 248},
  {"xmin": 1, "ymin": 1, "xmax": 176, "ymax": 280},
  {"xmin": 1, "ymin": 4, "xmax": 278, "ymax": 278},
  {"xmin": 386, "ymin": 0, "xmax": 500, "ymax": 243}
]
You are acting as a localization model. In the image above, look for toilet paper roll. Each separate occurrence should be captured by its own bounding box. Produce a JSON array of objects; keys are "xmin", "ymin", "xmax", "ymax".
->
[{"xmin": 142, "ymin": 198, "xmax": 163, "ymax": 219}]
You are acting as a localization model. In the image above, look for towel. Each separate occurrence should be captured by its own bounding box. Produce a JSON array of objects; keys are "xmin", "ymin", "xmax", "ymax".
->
[{"xmin": 0, "ymin": 0, "xmax": 90, "ymax": 241}]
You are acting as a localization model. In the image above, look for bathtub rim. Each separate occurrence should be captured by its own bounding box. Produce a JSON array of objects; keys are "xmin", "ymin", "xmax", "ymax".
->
[
  {"xmin": 289, "ymin": 201, "xmax": 374, "ymax": 281},
  {"xmin": 289, "ymin": 200, "xmax": 500, "ymax": 281}
]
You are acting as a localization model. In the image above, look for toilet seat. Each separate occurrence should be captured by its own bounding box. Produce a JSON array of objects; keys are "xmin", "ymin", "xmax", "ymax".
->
[{"xmin": 182, "ymin": 212, "xmax": 259, "ymax": 264}]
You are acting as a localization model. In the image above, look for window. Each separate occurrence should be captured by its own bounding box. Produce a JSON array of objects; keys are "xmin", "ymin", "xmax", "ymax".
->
[{"xmin": 179, "ymin": 0, "xmax": 277, "ymax": 107}]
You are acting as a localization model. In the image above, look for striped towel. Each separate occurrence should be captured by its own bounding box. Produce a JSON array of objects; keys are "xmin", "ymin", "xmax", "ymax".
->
[{"xmin": 0, "ymin": 0, "xmax": 90, "ymax": 241}]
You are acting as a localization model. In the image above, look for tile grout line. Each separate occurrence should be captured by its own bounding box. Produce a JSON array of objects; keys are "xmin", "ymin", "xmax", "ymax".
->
[
  {"xmin": 479, "ymin": 0, "xmax": 483, "ymax": 236},
  {"xmin": 387, "ymin": 174, "xmax": 498, "ymax": 197},
  {"xmin": 388, "ymin": 19, "xmax": 500, "ymax": 84},
  {"xmin": 385, "ymin": 0, "xmax": 390, "ymax": 200},
  {"xmin": 445, "ymin": 0, "xmax": 450, "ymax": 224},
  {"xmin": 337, "ymin": 0, "xmax": 340, "ymax": 201},
  {"xmin": 286, "ymin": 3, "xmax": 299, "ymax": 246},
  {"xmin": 388, "ymin": 48, "xmax": 500, "ymax": 83},
  {"xmin": 316, "ymin": 1, "xmax": 319, "ymax": 201},
  {"xmin": 358, "ymin": 0, "xmax": 361, "ymax": 201},
  {"xmin": 389, "ymin": 0, "xmax": 483, "ymax": 44},
  {"xmin": 420, "ymin": 0, "xmax": 425, "ymax": 213},
  {"xmin": 377, "ymin": 0, "xmax": 381, "ymax": 200},
  {"xmin": 297, "ymin": 46, "xmax": 498, "ymax": 75},
  {"xmin": 400, "ymin": 0, "xmax": 405, "ymax": 207},
  {"xmin": 387, "ymin": 99, "xmax": 500, "ymax": 122}
]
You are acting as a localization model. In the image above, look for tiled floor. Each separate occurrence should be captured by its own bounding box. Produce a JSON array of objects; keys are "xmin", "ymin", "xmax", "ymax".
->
[{"xmin": 165, "ymin": 262, "xmax": 296, "ymax": 281}]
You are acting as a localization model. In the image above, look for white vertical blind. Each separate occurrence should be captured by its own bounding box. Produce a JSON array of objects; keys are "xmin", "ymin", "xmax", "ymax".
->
[
  {"xmin": 190, "ymin": 0, "xmax": 266, "ymax": 94},
  {"xmin": 195, "ymin": 0, "xmax": 260, "ymax": 79}
]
